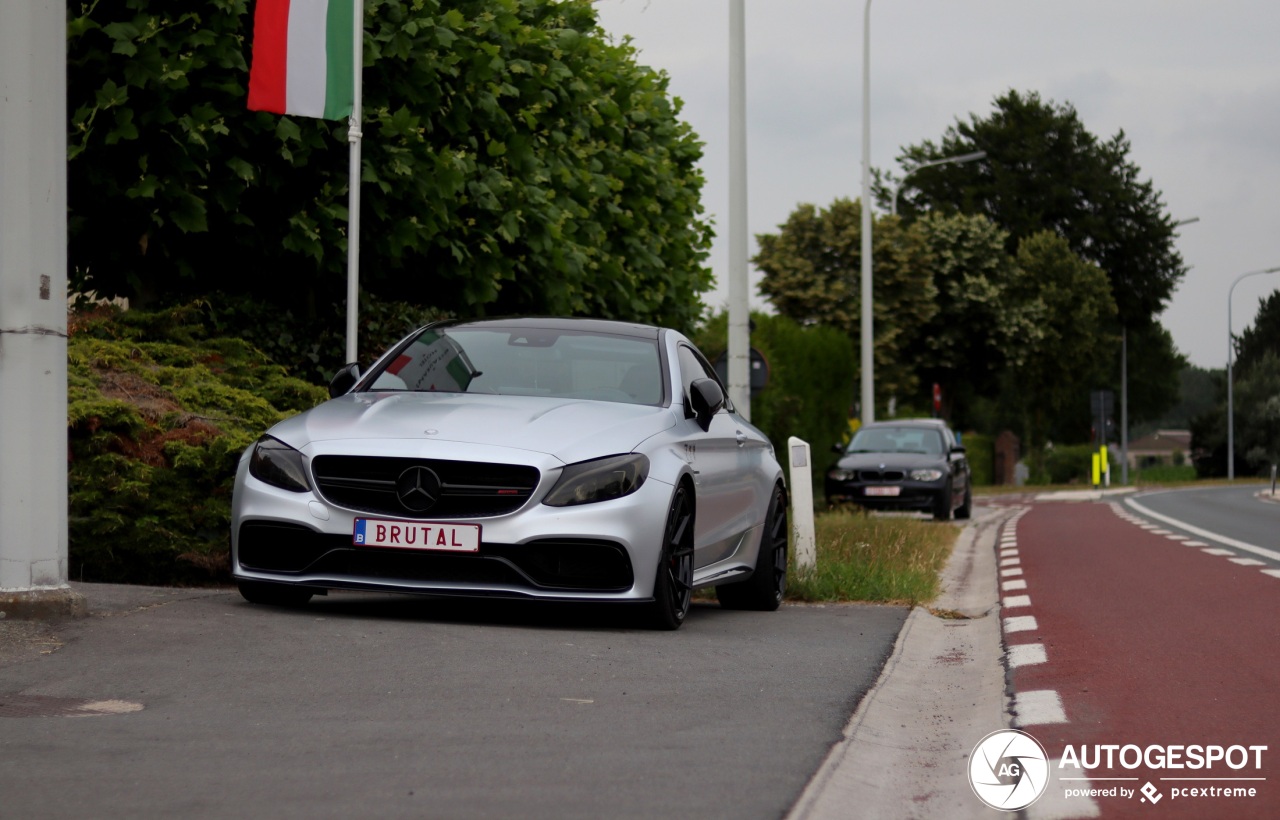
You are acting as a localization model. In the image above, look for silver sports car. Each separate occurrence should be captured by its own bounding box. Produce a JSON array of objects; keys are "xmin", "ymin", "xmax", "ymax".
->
[{"xmin": 230, "ymin": 317, "xmax": 787, "ymax": 629}]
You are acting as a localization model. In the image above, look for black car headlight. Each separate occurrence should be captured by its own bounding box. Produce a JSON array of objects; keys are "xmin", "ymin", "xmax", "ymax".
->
[
  {"xmin": 827, "ymin": 468, "xmax": 855, "ymax": 481},
  {"xmin": 543, "ymin": 454, "xmax": 649, "ymax": 507},
  {"xmin": 910, "ymin": 468, "xmax": 944, "ymax": 482},
  {"xmin": 248, "ymin": 436, "xmax": 312, "ymax": 493}
]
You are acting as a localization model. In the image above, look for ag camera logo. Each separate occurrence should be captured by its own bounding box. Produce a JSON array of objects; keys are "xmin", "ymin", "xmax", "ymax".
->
[{"xmin": 969, "ymin": 729, "xmax": 1051, "ymax": 811}]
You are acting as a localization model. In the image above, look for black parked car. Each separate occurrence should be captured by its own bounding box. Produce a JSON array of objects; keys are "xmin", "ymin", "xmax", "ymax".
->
[{"xmin": 825, "ymin": 419, "xmax": 971, "ymax": 521}]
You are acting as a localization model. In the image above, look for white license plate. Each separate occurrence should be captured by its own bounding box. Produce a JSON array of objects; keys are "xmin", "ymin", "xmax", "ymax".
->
[
  {"xmin": 353, "ymin": 518, "xmax": 481, "ymax": 552},
  {"xmin": 865, "ymin": 486, "xmax": 901, "ymax": 497}
]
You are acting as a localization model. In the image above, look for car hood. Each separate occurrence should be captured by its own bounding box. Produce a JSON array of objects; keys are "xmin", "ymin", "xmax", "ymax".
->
[
  {"xmin": 836, "ymin": 451, "xmax": 948, "ymax": 471},
  {"xmin": 268, "ymin": 392, "xmax": 677, "ymax": 464}
]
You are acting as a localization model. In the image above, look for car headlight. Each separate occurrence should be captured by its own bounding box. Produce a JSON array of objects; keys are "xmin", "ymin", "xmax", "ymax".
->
[
  {"xmin": 248, "ymin": 436, "xmax": 312, "ymax": 492},
  {"xmin": 827, "ymin": 469, "xmax": 855, "ymax": 481},
  {"xmin": 910, "ymin": 468, "xmax": 944, "ymax": 482},
  {"xmin": 543, "ymin": 454, "xmax": 649, "ymax": 507}
]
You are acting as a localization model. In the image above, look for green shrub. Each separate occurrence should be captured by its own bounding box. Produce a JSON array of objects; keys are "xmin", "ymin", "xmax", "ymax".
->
[
  {"xmin": 694, "ymin": 312, "xmax": 855, "ymax": 497},
  {"xmin": 962, "ymin": 432, "xmax": 994, "ymax": 485},
  {"xmin": 68, "ymin": 305, "xmax": 327, "ymax": 584},
  {"xmin": 204, "ymin": 292, "xmax": 451, "ymax": 385},
  {"xmin": 1134, "ymin": 464, "xmax": 1197, "ymax": 483},
  {"xmin": 1041, "ymin": 443, "xmax": 1096, "ymax": 484}
]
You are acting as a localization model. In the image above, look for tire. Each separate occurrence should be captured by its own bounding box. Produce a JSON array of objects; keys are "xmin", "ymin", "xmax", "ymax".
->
[
  {"xmin": 717, "ymin": 484, "xmax": 787, "ymax": 611},
  {"xmin": 237, "ymin": 580, "xmax": 314, "ymax": 608},
  {"xmin": 932, "ymin": 485, "xmax": 953, "ymax": 521},
  {"xmin": 642, "ymin": 483, "xmax": 694, "ymax": 630},
  {"xmin": 955, "ymin": 484, "xmax": 972, "ymax": 520}
]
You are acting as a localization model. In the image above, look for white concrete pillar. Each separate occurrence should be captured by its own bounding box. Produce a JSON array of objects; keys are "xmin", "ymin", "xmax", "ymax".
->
[{"xmin": 0, "ymin": 0, "xmax": 85, "ymax": 617}]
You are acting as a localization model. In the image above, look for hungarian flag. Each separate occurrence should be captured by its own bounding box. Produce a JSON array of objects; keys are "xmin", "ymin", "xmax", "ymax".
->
[{"xmin": 247, "ymin": 0, "xmax": 356, "ymax": 120}]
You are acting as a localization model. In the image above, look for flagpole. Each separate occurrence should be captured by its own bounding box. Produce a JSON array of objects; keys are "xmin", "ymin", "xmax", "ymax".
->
[{"xmin": 344, "ymin": 0, "xmax": 364, "ymax": 364}]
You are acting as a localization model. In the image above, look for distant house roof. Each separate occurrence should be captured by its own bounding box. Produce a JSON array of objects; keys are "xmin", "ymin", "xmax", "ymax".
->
[{"xmin": 1128, "ymin": 429, "xmax": 1192, "ymax": 454}]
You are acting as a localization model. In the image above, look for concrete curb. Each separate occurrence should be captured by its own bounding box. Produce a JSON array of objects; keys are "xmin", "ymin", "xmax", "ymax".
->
[
  {"xmin": 0, "ymin": 587, "xmax": 88, "ymax": 621},
  {"xmin": 787, "ymin": 506, "xmax": 1015, "ymax": 819}
]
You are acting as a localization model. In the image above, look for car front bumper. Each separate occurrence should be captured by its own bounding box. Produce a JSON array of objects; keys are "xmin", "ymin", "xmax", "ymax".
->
[
  {"xmin": 824, "ymin": 479, "xmax": 945, "ymax": 511},
  {"xmin": 231, "ymin": 444, "xmax": 674, "ymax": 602}
]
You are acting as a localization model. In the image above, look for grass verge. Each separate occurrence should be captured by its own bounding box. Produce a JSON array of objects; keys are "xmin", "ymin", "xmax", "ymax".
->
[{"xmin": 786, "ymin": 509, "xmax": 960, "ymax": 605}]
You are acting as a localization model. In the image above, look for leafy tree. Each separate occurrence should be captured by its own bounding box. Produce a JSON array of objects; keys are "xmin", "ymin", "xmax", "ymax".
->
[
  {"xmin": 1134, "ymin": 365, "xmax": 1222, "ymax": 438},
  {"xmin": 1234, "ymin": 289, "xmax": 1280, "ymax": 376},
  {"xmin": 1005, "ymin": 231, "xmax": 1117, "ymax": 448},
  {"xmin": 889, "ymin": 90, "xmax": 1185, "ymax": 328},
  {"xmin": 1192, "ymin": 294, "xmax": 1280, "ymax": 476},
  {"xmin": 1233, "ymin": 353, "xmax": 1280, "ymax": 473},
  {"xmin": 753, "ymin": 198, "xmax": 936, "ymax": 408},
  {"xmin": 67, "ymin": 0, "xmax": 713, "ymax": 334},
  {"xmin": 909, "ymin": 212, "xmax": 1043, "ymax": 425},
  {"xmin": 1112, "ymin": 322, "xmax": 1186, "ymax": 433}
]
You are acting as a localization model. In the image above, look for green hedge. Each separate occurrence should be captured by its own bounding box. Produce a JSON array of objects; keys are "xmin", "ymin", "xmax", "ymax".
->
[
  {"xmin": 694, "ymin": 312, "xmax": 855, "ymax": 500},
  {"xmin": 68, "ymin": 305, "xmax": 327, "ymax": 584},
  {"xmin": 963, "ymin": 432, "xmax": 995, "ymax": 486}
]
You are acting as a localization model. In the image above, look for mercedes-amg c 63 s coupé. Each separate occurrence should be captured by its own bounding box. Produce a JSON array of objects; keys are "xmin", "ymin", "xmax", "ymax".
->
[{"xmin": 231, "ymin": 318, "xmax": 788, "ymax": 629}]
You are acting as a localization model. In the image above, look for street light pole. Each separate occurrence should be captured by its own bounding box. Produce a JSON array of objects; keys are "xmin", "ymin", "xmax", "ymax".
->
[
  {"xmin": 726, "ymin": 0, "xmax": 750, "ymax": 419},
  {"xmin": 1227, "ymin": 265, "xmax": 1280, "ymax": 480},
  {"xmin": 859, "ymin": 0, "xmax": 874, "ymax": 424},
  {"xmin": 890, "ymin": 151, "xmax": 987, "ymax": 217}
]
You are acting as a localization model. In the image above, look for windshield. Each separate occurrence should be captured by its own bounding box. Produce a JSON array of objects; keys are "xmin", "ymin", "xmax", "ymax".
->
[
  {"xmin": 847, "ymin": 426, "xmax": 945, "ymax": 455},
  {"xmin": 366, "ymin": 327, "xmax": 664, "ymax": 406}
]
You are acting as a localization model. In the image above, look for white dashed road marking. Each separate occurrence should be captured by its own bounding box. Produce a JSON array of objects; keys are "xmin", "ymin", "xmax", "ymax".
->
[
  {"xmin": 1004, "ymin": 615, "xmax": 1038, "ymax": 633},
  {"xmin": 1008, "ymin": 643, "xmax": 1048, "ymax": 669},
  {"xmin": 1003, "ymin": 595, "xmax": 1032, "ymax": 609},
  {"xmin": 1014, "ymin": 690, "xmax": 1068, "ymax": 726}
]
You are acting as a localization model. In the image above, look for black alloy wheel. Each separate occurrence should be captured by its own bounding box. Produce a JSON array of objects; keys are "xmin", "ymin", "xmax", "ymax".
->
[
  {"xmin": 955, "ymin": 483, "xmax": 973, "ymax": 520},
  {"xmin": 717, "ymin": 483, "xmax": 787, "ymax": 611},
  {"xmin": 645, "ymin": 483, "xmax": 694, "ymax": 630}
]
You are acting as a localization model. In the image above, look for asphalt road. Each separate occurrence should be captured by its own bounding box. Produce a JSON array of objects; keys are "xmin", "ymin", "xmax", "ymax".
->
[
  {"xmin": 1127, "ymin": 485, "xmax": 1280, "ymax": 566},
  {"xmin": 1003, "ymin": 492, "xmax": 1280, "ymax": 819},
  {"xmin": 0, "ymin": 585, "xmax": 907, "ymax": 820}
]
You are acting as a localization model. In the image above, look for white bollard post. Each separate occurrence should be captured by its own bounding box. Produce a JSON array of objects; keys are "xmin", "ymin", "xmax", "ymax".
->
[{"xmin": 787, "ymin": 437, "xmax": 816, "ymax": 572}]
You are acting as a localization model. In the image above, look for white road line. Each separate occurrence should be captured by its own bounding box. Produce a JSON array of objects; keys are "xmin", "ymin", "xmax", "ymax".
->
[
  {"xmin": 1000, "ymin": 548, "xmax": 1018, "ymax": 558},
  {"xmin": 1015, "ymin": 690, "xmax": 1068, "ymax": 725},
  {"xmin": 1000, "ymin": 557, "xmax": 1021, "ymax": 567},
  {"xmin": 1149, "ymin": 528, "xmax": 1173, "ymax": 535},
  {"xmin": 1004, "ymin": 615, "xmax": 1038, "ymax": 633},
  {"xmin": 1002, "ymin": 579, "xmax": 1028, "ymax": 591},
  {"xmin": 1230, "ymin": 558, "xmax": 1265, "ymax": 566},
  {"xmin": 1009, "ymin": 643, "xmax": 1048, "ymax": 668},
  {"xmin": 1126, "ymin": 497, "xmax": 1280, "ymax": 562},
  {"xmin": 1183, "ymin": 540, "xmax": 1208, "ymax": 547},
  {"xmin": 1001, "ymin": 567, "xmax": 1023, "ymax": 577},
  {"xmin": 1165, "ymin": 536, "xmax": 1190, "ymax": 542},
  {"xmin": 1202, "ymin": 548, "xmax": 1235, "ymax": 557},
  {"xmin": 1003, "ymin": 595, "xmax": 1032, "ymax": 609},
  {"xmin": 1263, "ymin": 570, "xmax": 1280, "ymax": 579}
]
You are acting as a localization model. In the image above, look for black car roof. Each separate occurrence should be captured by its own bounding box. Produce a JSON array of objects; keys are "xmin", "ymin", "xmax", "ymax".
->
[{"xmin": 434, "ymin": 317, "xmax": 662, "ymax": 340}]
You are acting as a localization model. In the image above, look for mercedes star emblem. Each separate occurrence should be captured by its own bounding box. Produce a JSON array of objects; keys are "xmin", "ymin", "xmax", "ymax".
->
[{"xmin": 396, "ymin": 466, "xmax": 442, "ymax": 512}]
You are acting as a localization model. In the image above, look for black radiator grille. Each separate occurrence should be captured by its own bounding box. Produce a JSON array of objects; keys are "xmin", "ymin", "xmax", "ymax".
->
[{"xmin": 311, "ymin": 456, "xmax": 539, "ymax": 519}]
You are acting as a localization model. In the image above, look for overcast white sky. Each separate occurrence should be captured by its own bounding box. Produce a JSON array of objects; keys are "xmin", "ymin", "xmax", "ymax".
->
[{"xmin": 593, "ymin": 0, "xmax": 1280, "ymax": 370}]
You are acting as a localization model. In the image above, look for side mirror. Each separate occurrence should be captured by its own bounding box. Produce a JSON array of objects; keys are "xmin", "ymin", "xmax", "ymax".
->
[
  {"xmin": 688, "ymin": 378, "xmax": 725, "ymax": 431},
  {"xmin": 329, "ymin": 362, "xmax": 361, "ymax": 398},
  {"xmin": 951, "ymin": 445, "xmax": 967, "ymax": 455}
]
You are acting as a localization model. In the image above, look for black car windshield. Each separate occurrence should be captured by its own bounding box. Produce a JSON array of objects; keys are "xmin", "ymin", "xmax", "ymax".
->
[
  {"xmin": 848, "ymin": 426, "xmax": 945, "ymax": 455},
  {"xmin": 365, "ymin": 327, "xmax": 664, "ymax": 406}
]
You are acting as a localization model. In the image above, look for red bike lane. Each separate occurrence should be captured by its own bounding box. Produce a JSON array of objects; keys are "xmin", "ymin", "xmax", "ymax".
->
[{"xmin": 1000, "ymin": 499, "xmax": 1280, "ymax": 819}]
